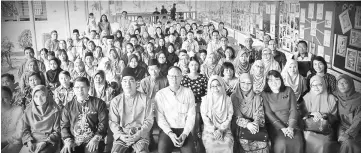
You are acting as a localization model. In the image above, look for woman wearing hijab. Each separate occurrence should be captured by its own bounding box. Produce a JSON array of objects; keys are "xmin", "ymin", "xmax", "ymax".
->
[
  {"xmin": 261, "ymin": 48, "xmax": 281, "ymax": 74},
  {"xmin": 231, "ymin": 73, "xmax": 269, "ymax": 153},
  {"xmin": 157, "ymin": 52, "xmax": 170, "ymax": 77},
  {"xmin": 97, "ymin": 57, "xmax": 119, "ymax": 84},
  {"xmin": 166, "ymin": 43, "xmax": 179, "ymax": 66},
  {"xmin": 20, "ymin": 85, "xmax": 61, "ymax": 153},
  {"xmin": 233, "ymin": 48, "xmax": 252, "ymax": 77},
  {"xmin": 201, "ymin": 75, "xmax": 234, "ymax": 153},
  {"xmin": 281, "ymin": 59, "xmax": 308, "ymax": 102},
  {"xmin": 336, "ymin": 74, "xmax": 361, "ymax": 153},
  {"xmin": 262, "ymin": 70, "xmax": 304, "ymax": 153},
  {"xmin": 127, "ymin": 54, "xmax": 147, "ymax": 81},
  {"xmin": 20, "ymin": 72, "xmax": 46, "ymax": 108},
  {"xmin": 249, "ymin": 60, "xmax": 266, "ymax": 94},
  {"xmin": 20, "ymin": 59, "xmax": 46, "ymax": 92},
  {"xmin": 71, "ymin": 58, "xmax": 91, "ymax": 82},
  {"xmin": 301, "ymin": 75, "xmax": 338, "ymax": 153},
  {"xmin": 109, "ymin": 48, "xmax": 126, "ymax": 75},
  {"xmin": 201, "ymin": 52, "xmax": 222, "ymax": 78},
  {"xmin": 45, "ymin": 58, "xmax": 63, "ymax": 90}
]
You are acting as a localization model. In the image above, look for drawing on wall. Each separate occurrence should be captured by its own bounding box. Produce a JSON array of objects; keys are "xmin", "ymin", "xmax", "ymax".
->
[
  {"xmin": 336, "ymin": 35, "xmax": 348, "ymax": 57},
  {"xmin": 311, "ymin": 20, "xmax": 317, "ymax": 36},
  {"xmin": 316, "ymin": 4, "xmax": 324, "ymax": 20},
  {"xmin": 356, "ymin": 6, "xmax": 361, "ymax": 29},
  {"xmin": 345, "ymin": 48, "xmax": 357, "ymax": 71},
  {"xmin": 308, "ymin": 3, "xmax": 314, "ymax": 19},
  {"xmin": 350, "ymin": 29, "xmax": 361, "ymax": 48},
  {"xmin": 300, "ymin": 24, "xmax": 305, "ymax": 39},
  {"xmin": 266, "ymin": 4, "xmax": 271, "ymax": 14},
  {"xmin": 300, "ymin": 8, "xmax": 306, "ymax": 23},
  {"xmin": 295, "ymin": 4, "xmax": 300, "ymax": 18},
  {"xmin": 318, "ymin": 45, "xmax": 324, "ymax": 57},
  {"xmin": 309, "ymin": 41, "xmax": 316, "ymax": 55},
  {"xmin": 357, "ymin": 51, "xmax": 361, "ymax": 74},
  {"xmin": 323, "ymin": 30, "xmax": 331, "ymax": 47},
  {"xmin": 325, "ymin": 11, "xmax": 333, "ymax": 28},
  {"xmin": 339, "ymin": 10, "xmax": 352, "ymax": 34}
]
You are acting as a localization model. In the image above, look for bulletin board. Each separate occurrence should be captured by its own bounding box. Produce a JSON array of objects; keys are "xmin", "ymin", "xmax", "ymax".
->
[
  {"xmin": 332, "ymin": 2, "xmax": 361, "ymax": 81},
  {"xmin": 279, "ymin": 1, "xmax": 301, "ymax": 53},
  {"xmin": 299, "ymin": 2, "xmax": 336, "ymax": 64}
]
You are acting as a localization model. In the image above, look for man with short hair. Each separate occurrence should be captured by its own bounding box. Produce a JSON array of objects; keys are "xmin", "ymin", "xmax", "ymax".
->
[
  {"xmin": 109, "ymin": 67, "xmax": 154, "ymax": 153},
  {"xmin": 45, "ymin": 30, "xmax": 60, "ymax": 52},
  {"xmin": 195, "ymin": 30, "xmax": 207, "ymax": 47},
  {"xmin": 155, "ymin": 66, "xmax": 196, "ymax": 153},
  {"xmin": 72, "ymin": 29, "xmax": 84, "ymax": 57},
  {"xmin": 130, "ymin": 36, "xmax": 145, "ymax": 53},
  {"xmin": 242, "ymin": 37, "xmax": 260, "ymax": 64},
  {"xmin": 139, "ymin": 59, "xmax": 168, "ymax": 99},
  {"xmin": 218, "ymin": 22, "xmax": 228, "ymax": 37},
  {"xmin": 60, "ymin": 77, "xmax": 108, "ymax": 153},
  {"xmin": 119, "ymin": 11, "xmax": 130, "ymax": 35},
  {"xmin": 292, "ymin": 40, "xmax": 315, "ymax": 77},
  {"xmin": 268, "ymin": 39, "xmax": 287, "ymax": 70},
  {"xmin": 181, "ymin": 31, "xmax": 199, "ymax": 57},
  {"xmin": 161, "ymin": 5, "xmax": 168, "ymax": 14},
  {"xmin": 17, "ymin": 47, "xmax": 46, "ymax": 77},
  {"xmin": 206, "ymin": 30, "xmax": 222, "ymax": 55},
  {"xmin": 170, "ymin": 3, "xmax": 176, "ymax": 20},
  {"xmin": 216, "ymin": 36, "xmax": 229, "ymax": 59}
]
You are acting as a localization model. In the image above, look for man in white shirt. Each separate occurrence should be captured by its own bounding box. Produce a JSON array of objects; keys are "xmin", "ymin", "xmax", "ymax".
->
[
  {"xmin": 181, "ymin": 31, "xmax": 199, "ymax": 57},
  {"xmin": 155, "ymin": 66, "xmax": 196, "ymax": 153},
  {"xmin": 206, "ymin": 30, "xmax": 221, "ymax": 55}
]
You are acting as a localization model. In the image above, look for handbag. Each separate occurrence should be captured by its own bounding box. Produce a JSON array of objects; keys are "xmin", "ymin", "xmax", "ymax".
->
[
  {"xmin": 238, "ymin": 126, "xmax": 269, "ymax": 142},
  {"xmin": 303, "ymin": 115, "xmax": 332, "ymax": 135}
]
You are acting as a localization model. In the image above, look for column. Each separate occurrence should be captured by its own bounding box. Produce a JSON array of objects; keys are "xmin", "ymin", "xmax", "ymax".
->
[{"xmin": 28, "ymin": 0, "xmax": 38, "ymax": 57}]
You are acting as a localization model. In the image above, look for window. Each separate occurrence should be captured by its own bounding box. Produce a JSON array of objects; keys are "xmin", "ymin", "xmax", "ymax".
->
[{"xmin": 1, "ymin": 1, "xmax": 47, "ymax": 22}]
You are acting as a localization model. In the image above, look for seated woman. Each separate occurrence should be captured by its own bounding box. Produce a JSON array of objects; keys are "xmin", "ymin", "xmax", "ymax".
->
[
  {"xmin": 231, "ymin": 73, "xmax": 269, "ymax": 153},
  {"xmin": 261, "ymin": 48, "xmax": 281, "ymax": 74},
  {"xmin": 89, "ymin": 70, "xmax": 117, "ymax": 107},
  {"xmin": 281, "ymin": 59, "xmax": 308, "ymax": 103},
  {"xmin": 1, "ymin": 86, "xmax": 23, "ymax": 153},
  {"xmin": 201, "ymin": 52, "xmax": 222, "ymax": 78},
  {"xmin": 93, "ymin": 46, "xmax": 104, "ymax": 66},
  {"xmin": 218, "ymin": 47, "xmax": 236, "ymax": 66},
  {"xmin": 306, "ymin": 56, "xmax": 337, "ymax": 93},
  {"xmin": 71, "ymin": 58, "xmax": 91, "ymax": 82},
  {"xmin": 109, "ymin": 48, "xmax": 126, "ymax": 75},
  {"xmin": 58, "ymin": 49, "xmax": 74, "ymax": 72},
  {"xmin": 53, "ymin": 71, "xmax": 74, "ymax": 108},
  {"xmin": 250, "ymin": 60, "xmax": 266, "ymax": 94},
  {"xmin": 174, "ymin": 50, "xmax": 190, "ymax": 75},
  {"xmin": 45, "ymin": 58, "xmax": 63, "ymax": 90},
  {"xmin": 127, "ymin": 54, "xmax": 147, "ymax": 82},
  {"xmin": 201, "ymin": 75, "xmax": 234, "ymax": 153},
  {"xmin": 20, "ymin": 85, "xmax": 61, "ymax": 153},
  {"xmin": 21, "ymin": 72, "xmax": 46, "ymax": 108},
  {"xmin": 261, "ymin": 70, "xmax": 304, "ymax": 153},
  {"xmin": 143, "ymin": 42, "xmax": 157, "ymax": 65},
  {"xmin": 301, "ymin": 75, "xmax": 338, "ymax": 153},
  {"xmin": 336, "ymin": 74, "xmax": 361, "ymax": 153},
  {"xmin": 220, "ymin": 62, "xmax": 238, "ymax": 96},
  {"xmin": 165, "ymin": 43, "xmax": 179, "ymax": 66},
  {"xmin": 157, "ymin": 52, "xmax": 170, "ymax": 77},
  {"xmin": 233, "ymin": 48, "xmax": 252, "ymax": 77},
  {"xmin": 19, "ymin": 59, "xmax": 46, "ymax": 92}
]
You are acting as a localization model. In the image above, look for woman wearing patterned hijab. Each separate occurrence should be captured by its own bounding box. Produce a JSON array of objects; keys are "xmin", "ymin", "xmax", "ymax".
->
[
  {"xmin": 281, "ymin": 59, "xmax": 307, "ymax": 102},
  {"xmin": 261, "ymin": 48, "xmax": 281, "ymax": 74},
  {"xmin": 233, "ymin": 48, "xmax": 252, "ymax": 77},
  {"xmin": 250, "ymin": 60, "xmax": 266, "ymax": 94},
  {"xmin": 201, "ymin": 75, "xmax": 234, "ymax": 153}
]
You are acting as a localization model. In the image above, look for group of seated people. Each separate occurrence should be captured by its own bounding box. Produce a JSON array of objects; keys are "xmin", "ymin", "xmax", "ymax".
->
[{"xmin": 1, "ymin": 13, "xmax": 361, "ymax": 153}]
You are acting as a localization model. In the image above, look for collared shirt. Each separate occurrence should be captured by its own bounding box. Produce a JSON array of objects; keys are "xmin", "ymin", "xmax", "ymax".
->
[
  {"xmin": 206, "ymin": 40, "xmax": 221, "ymax": 55},
  {"xmin": 61, "ymin": 96, "xmax": 108, "ymax": 145},
  {"xmin": 109, "ymin": 92, "xmax": 154, "ymax": 140},
  {"xmin": 139, "ymin": 76, "xmax": 168, "ymax": 100},
  {"xmin": 53, "ymin": 85, "xmax": 75, "ymax": 107},
  {"xmin": 155, "ymin": 86, "xmax": 196, "ymax": 136},
  {"xmin": 45, "ymin": 39, "xmax": 60, "ymax": 52},
  {"xmin": 181, "ymin": 39, "xmax": 199, "ymax": 56}
]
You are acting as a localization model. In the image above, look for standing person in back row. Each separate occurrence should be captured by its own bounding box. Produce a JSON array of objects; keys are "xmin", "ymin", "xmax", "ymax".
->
[
  {"xmin": 161, "ymin": 5, "xmax": 168, "ymax": 14},
  {"xmin": 170, "ymin": 3, "xmax": 176, "ymax": 21}
]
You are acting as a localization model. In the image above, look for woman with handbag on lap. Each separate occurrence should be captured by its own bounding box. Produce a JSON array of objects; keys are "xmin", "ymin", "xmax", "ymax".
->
[
  {"xmin": 301, "ymin": 75, "xmax": 338, "ymax": 153},
  {"xmin": 261, "ymin": 70, "xmax": 304, "ymax": 153},
  {"xmin": 231, "ymin": 73, "xmax": 269, "ymax": 153},
  {"xmin": 336, "ymin": 74, "xmax": 361, "ymax": 153}
]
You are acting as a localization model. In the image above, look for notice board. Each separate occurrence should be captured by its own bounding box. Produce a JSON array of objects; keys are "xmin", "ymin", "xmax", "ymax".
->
[{"xmin": 332, "ymin": 1, "xmax": 361, "ymax": 81}]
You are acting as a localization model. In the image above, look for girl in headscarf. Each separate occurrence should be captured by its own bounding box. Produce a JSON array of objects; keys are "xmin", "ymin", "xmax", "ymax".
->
[
  {"xmin": 250, "ymin": 60, "xmax": 266, "ymax": 94},
  {"xmin": 70, "ymin": 58, "xmax": 91, "ymax": 82},
  {"xmin": 281, "ymin": 59, "xmax": 308, "ymax": 102},
  {"xmin": 233, "ymin": 48, "xmax": 252, "ymax": 77},
  {"xmin": 157, "ymin": 52, "xmax": 170, "ymax": 77},
  {"xmin": 20, "ymin": 85, "xmax": 61, "ymax": 153},
  {"xmin": 21, "ymin": 72, "xmax": 46, "ymax": 108},
  {"xmin": 1, "ymin": 86, "xmax": 23, "ymax": 153},
  {"xmin": 109, "ymin": 48, "xmax": 126, "ymax": 75},
  {"xmin": 127, "ymin": 54, "xmax": 147, "ymax": 81},
  {"xmin": 201, "ymin": 75, "xmax": 234, "ymax": 153},
  {"xmin": 301, "ymin": 75, "xmax": 338, "ymax": 153},
  {"xmin": 97, "ymin": 57, "xmax": 120, "ymax": 87},
  {"xmin": 45, "ymin": 58, "xmax": 63, "ymax": 90},
  {"xmin": 261, "ymin": 48, "xmax": 281, "ymax": 74},
  {"xmin": 53, "ymin": 71, "xmax": 74, "ymax": 108},
  {"xmin": 336, "ymin": 74, "xmax": 361, "ymax": 153},
  {"xmin": 59, "ymin": 49, "xmax": 74, "ymax": 72},
  {"xmin": 201, "ymin": 52, "xmax": 222, "ymax": 78},
  {"xmin": 221, "ymin": 62, "xmax": 238, "ymax": 96},
  {"xmin": 231, "ymin": 73, "xmax": 269, "ymax": 153},
  {"xmin": 20, "ymin": 59, "xmax": 46, "ymax": 92},
  {"xmin": 165, "ymin": 43, "xmax": 179, "ymax": 66}
]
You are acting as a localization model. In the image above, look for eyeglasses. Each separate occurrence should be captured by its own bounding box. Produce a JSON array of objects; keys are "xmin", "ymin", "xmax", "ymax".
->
[
  {"xmin": 167, "ymin": 75, "xmax": 182, "ymax": 79},
  {"xmin": 210, "ymin": 84, "xmax": 221, "ymax": 88},
  {"xmin": 311, "ymin": 83, "xmax": 323, "ymax": 88}
]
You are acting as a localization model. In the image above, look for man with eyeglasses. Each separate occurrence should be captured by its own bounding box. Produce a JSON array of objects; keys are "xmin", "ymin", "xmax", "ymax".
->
[
  {"xmin": 155, "ymin": 66, "xmax": 196, "ymax": 153},
  {"xmin": 109, "ymin": 67, "xmax": 154, "ymax": 153},
  {"xmin": 60, "ymin": 77, "xmax": 108, "ymax": 153}
]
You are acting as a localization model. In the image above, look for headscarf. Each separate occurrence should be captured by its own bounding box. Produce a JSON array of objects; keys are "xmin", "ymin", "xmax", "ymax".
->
[
  {"xmin": 303, "ymin": 75, "xmax": 336, "ymax": 113},
  {"xmin": 46, "ymin": 58, "xmax": 63, "ymax": 83},
  {"xmin": 31, "ymin": 85, "xmax": 58, "ymax": 117},
  {"xmin": 281, "ymin": 59, "xmax": 301, "ymax": 96},
  {"xmin": 233, "ymin": 48, "xmax": 251, "ymax": 75},
  {"xmin": 250, "ymin": 60, "xmax": 266, "ymax": 93},
  {"xmin": 97, "ymin": 57, "xmax": 116, "ymax": 82},
  {"xmin": 335, "ymin": 74, "xmax": 361, "ymax": 106},
  {"xmin": 127, "ymin": 54, "xmax": 146, "ymax": 81},
  {"xmin": 261, "ymin": 48, "xmax": 280, "ymax": 74},
  {"xmin": 201, "ymin": 75, "xmax": 231, "ymax": 124}
]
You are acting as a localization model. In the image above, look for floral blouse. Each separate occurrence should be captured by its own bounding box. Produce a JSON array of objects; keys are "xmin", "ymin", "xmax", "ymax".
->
[{"xmin": 180, "ymin": 74, "xmax": 208, "ymax": 104}]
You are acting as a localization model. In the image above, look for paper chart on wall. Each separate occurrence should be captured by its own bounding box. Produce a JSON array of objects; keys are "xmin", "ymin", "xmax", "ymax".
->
[
  {"xmin": 324, "ymin": 30, "xmax": 331, "ymax": 47},
  {"xmin": 318, "ymin": 45, "xmax": 324, "ymax": 57},
  {"xmin": 316, "ymin": 4, "xmax": 324, "ymax": 20},
  {"xmin": 295, "ymin": 4, "xmax": 300, "ymax": 18},
  {"xmin": 339, "ymin": 10, "xmax": 352, "ymax": 34},
  {"xmin": 311, "ymin": 21, "xmax": 317, "ymax": 36},
  {"xmin": 357, "ymin": 51, "xmax": 361, "ymax": 74},
  {"xmin": 308, "ymin": 3, "xmax": 314, "ymax": 19},
  {"xmin": 271, "ymin": 4, "xmax": 276, "ymax": 15},
  {"xmin": 336, "ymin": 35, "xmax": 348, "ymax": 57},
  {"xmin": 300, "ymin": 8, "xmax": 306, "ymax": 23},
  {"xmin": 356, "ymin": 6, "xmax": 361, "ymax": 29},
  {"xmin": 345, "ymin": 48, "xmax": 357, "ymax": 72},
  {"xmin": 266, "ymin": 5, "xmax": 271, "ymax": 14},
  {"xmin": 325, "ymin": 11, "xmax": 333, "ymax": 28},
  {"xmin": 350, "ymin": 29, "xmax": 361, "ymax": 48},
  {"xmin": 300, "ymin": 25, "xmax": 305, "ymax": 39}
]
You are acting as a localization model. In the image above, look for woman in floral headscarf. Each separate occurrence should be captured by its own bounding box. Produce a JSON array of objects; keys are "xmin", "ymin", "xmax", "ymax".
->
[
  {"xmin": 281, "ymin": 59, "xmax": 307, "ymax": 102},
  {"xmin": 19, "ymin": 59, "xmax": 46, "ymax": 92},
  {"xmin": 233, "ymin": 48, "xmax": 252, "ymax": 77},
  {"xmin": 249, "ymin": 60, "xmax": 266, "ymax": 94}
]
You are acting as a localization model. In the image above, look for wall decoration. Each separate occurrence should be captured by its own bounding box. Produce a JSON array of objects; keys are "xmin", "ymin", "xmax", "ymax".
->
[
  {"xmin": 271, "ymin": 15, "xmax": 276, "ymax": 24},
  {"xmin": 308, "ymin": 3, "xmax": 314, "ymax": 19},
  {"xmin": 324, "ymin": 30, "xmax": 331, "ymax": 47},
  {"xmin": 316, "ymin": 4, "xmax": 324, "ymax": 20},
  {"xmin": 295, "ymin": 4, "xmax": 300, "ymax": 17},
  {"xmin": 310, "ymin": 20, "xmax": 317, "ymax": 36},
  {"xmin": 300, "ymin": 25, "xmax": 305, "ymax": 39},
  {"xmin": 356, "ymin": 6, "xmax": 361, "ymax": 29},
  {"xmin": 350, "ymin": 29, "xmax": 361, "ymax": 48},
  {"xmin": 325, "ymin": 11, "xmax": 333, "ymax": 28},
  {"xmin": 300, "ymin": 8, "xmax": 306, "ymax": 23},
  {"xmin": 318, "ymin": 45, "xmax": 324, "ymax": 57},
  {"xmin": 271, "ymin": 4, "xmax": 276, "ymax": 14},
  {"xmin": 266, "ymin": 5, "xmax": 271, "ymax": 14},
  {"xmin": 336, "ymin": 35, "xmax": 348, "ymax": 57},
  {"xmin": 345, "ymin": 48, "xmax": 357, "ymax": 71},
  {"xmin": 357, "ymin": 51, "xmax": 361, "ymax": 73},
  {"xmin": 339, "ymin": 10, "xmax": 352, "ymax": 34}
]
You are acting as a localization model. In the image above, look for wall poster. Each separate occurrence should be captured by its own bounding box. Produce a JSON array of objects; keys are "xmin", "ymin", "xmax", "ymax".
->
[
  {"xmin": 355, "ymin": 6, "xmax": 361, "ymax": 29},
  {"xmin": 336, "ymin": 35, "xmax": 348, "ymax": 57},
  {"xmin": 357, "ymin": 51, "xmax": 361, "ymax": 74},
  {"xmin": 308, "ymin": 3, "xmax": 314, "ymax": 19},
  {"xmin": 345, "ymin": 48, "xmax": 358, "ymax": 71},
  {"xmin": 339, "ymin": 10, "xmax": 352, "ymax": 34},
  {"xmin": 316, "ymin": 4, "xmax": 324, "ymax": 20},
  {"xmin": 325, "ymin": 11, "xmax": 333, "ymax": 28},
  {"xmin": 350, "ymin": 29, "xmax": 361, "ymax": 48}
]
